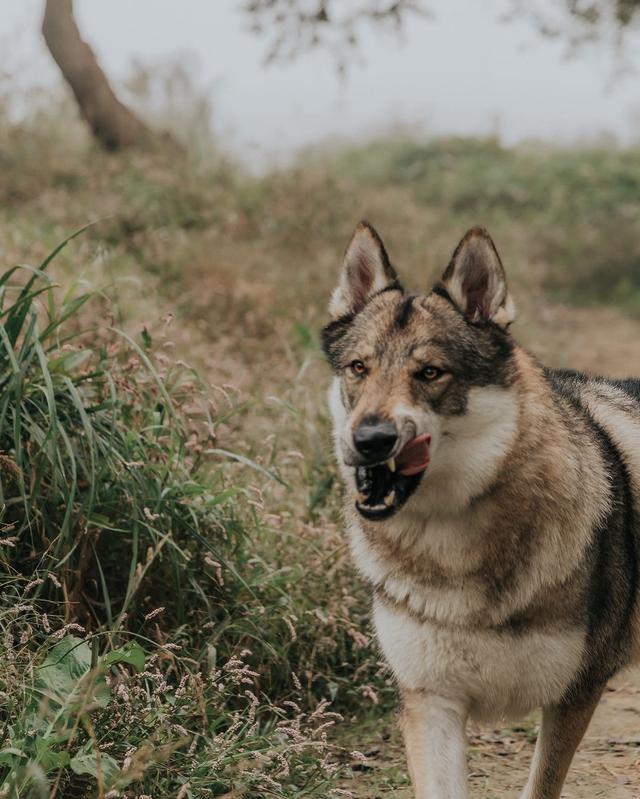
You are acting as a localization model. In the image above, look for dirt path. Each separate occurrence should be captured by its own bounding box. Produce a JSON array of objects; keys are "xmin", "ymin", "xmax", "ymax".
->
[
  {"xmin": 340, "ymin": 668, "xmax": 640, "ymax": 798},
  {"xmin": 468, "ymin": 669, "xmax": 640, "ymax": 798}
]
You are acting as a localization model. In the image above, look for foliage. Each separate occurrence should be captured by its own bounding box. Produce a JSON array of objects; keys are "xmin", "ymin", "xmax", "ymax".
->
[
  {"xmin": 0, "ymin": 610, "xmax": 345, "ymax": 798},
  {"xmin": 0, "ymin": 241, "xmax": 384, "ymax": 797},
  {"xmin": 245, "ymin": 0, "xmax": 640, "ymax": 67},
  {"xmin": 333, "ymin": 136, "xmax": 640, "ymax": 309},
  {"xmin": 244, "ymin": 0, "xmax": 427, "ymax": 67},
  {"xmin": 509, "ymin": 0, "xmax": 640, "ymax": 47}
]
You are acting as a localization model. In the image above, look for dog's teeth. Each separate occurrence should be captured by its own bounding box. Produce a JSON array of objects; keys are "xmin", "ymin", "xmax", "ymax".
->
[
  {"xmin": 387, "ymin": 457, "xmax": 396, "ymax": 473},
  {"xmin": 383, "ymin": 490, "xmax": 396, "ymax": 507}
]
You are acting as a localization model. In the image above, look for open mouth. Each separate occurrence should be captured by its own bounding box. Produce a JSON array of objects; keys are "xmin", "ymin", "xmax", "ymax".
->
[{"xmin": 354, "ymin": 433, "xmax": 431, "ymax": 520}]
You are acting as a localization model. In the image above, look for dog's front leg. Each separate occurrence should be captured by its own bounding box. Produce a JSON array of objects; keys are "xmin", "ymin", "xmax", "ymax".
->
[
  {"xmin": 519, "ymin": 688, "xmax": 603, "ymax": 799},
  {"xmin": 401, "ymin": 689, "xmax": 469, "ymax": 799}
]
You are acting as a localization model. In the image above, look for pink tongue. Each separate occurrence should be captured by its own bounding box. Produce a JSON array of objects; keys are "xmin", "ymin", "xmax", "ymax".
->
[{"xmin": 396, "ymin": 433, "xmax": 431, "ymax": 476}]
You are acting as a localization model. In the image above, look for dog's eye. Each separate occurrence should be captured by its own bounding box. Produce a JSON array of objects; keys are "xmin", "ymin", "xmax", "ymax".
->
[
  {"xmin": 418, "ymin": 365, "xmax": 443, "ymax": 381},
  {"xmin": 349, "ymin": 360, "xmax": 367, "ymax": 377}
]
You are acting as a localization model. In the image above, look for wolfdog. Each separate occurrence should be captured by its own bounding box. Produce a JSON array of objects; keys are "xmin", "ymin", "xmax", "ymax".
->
[{"xmin": 322, "ymin": 222, "xmax": 640, "ymax": 798}]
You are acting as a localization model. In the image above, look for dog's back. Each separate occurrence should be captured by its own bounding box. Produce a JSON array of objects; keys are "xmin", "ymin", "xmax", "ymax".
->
[{"xmin": 544, "ymin": 368, "xmax": 640, "ymax": 690}]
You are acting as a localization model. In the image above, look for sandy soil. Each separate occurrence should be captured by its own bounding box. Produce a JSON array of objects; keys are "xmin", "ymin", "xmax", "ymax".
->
[{"xmin": 340, "ymin": 668, "xmax": 640, "ymax": 798}]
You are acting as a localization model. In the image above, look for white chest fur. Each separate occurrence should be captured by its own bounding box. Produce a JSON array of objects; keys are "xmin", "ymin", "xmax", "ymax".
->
[{"xmin": 373, "ymin": 596, "xmax": 585, "ymax": 720}]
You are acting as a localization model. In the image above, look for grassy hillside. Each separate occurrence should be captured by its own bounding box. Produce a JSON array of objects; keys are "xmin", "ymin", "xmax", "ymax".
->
[{"xmin": 1, "ymin": 98, "xmax": 640, "ymax": 797}]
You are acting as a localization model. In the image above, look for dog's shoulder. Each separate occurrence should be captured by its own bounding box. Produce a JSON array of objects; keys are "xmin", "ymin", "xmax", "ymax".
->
[{"xmin": 544, "ymin": 366, "xmax": 640, "ymax": 406}]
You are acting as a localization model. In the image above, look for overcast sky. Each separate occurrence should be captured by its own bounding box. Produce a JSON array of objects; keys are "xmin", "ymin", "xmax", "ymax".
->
[{"xmin": 3, "ymin": 0, "xmax": 640, "ymax": 165}]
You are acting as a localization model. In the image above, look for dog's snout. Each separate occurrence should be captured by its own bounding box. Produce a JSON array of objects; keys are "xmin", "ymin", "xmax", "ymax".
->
[{"xmin": 353, "ymin": 417, "xmax": 398, "ymax": 461}]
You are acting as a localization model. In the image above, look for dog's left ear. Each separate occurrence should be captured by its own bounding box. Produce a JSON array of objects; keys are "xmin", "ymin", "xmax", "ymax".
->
[
  {"xmin": 329, "ymin": 221, "xmax": 399, "ymax": 319},
  {"xmin": 439, "ymin": 227, "xmax": 515, "ymax": 328}
]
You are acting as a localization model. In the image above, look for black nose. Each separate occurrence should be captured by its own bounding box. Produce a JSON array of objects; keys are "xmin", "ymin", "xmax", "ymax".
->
[{"xmin": 353, "ymin": 417, "xmax": 398, "ymax": 462}]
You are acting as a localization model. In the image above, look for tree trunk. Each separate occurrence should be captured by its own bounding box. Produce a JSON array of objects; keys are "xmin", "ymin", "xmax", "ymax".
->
[{"xmin": 42, "ymin": 0, "xmax": 151, "ymax": 150}]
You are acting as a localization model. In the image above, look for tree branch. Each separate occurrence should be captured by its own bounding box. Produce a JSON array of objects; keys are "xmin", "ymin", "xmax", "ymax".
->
[
  {"xmin": 42, "ymin": 0, "xmax": 151, "ymax": 149},
  {"xmin": 244, "ymin": 0, "xmax": 430, "ymax": 69}
]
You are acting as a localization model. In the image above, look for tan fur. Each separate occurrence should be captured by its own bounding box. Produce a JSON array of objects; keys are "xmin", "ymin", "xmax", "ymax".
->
[
  {"xmin": 346, "ymin": 347, "xmax": 609, "ymax": 632},
  {"xmin": 402, "ymin": 690, "xmax": 468, "ymax": 799},
  {"xmin": 326, "ymin": 224, "xmax": 640, "ymax": 798},
  {"xmin": 575, "ymin": 381, "xmax": 640, "ymax": 657}
]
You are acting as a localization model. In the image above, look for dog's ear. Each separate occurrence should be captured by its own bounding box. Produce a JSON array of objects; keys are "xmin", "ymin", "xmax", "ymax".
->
[
  {"xmin": 329, "ymin": 221, "xmax": 399, "ymax": 318},
  {"xmin": 438, "ymin": 227, "xmax": 515, "ymax": 328}
]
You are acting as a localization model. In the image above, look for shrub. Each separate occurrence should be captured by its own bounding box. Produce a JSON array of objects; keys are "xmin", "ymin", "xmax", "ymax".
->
[{"xmin": 0, "ymin": 236, "xmax": 383, "ymax": 797}]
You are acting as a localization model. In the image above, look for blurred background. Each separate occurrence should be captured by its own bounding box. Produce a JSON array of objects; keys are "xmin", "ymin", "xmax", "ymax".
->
[
  {"xmin": 5, "ymin": 0, "xmax": 640, "ymax": 161},
  {"xmin": 1, "ymin": 2, "xmax": 640, "ymax": 797}
]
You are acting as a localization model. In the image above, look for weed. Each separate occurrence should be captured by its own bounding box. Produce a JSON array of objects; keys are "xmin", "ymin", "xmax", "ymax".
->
[{"xmin": 0, "ymin": 237, "xmax": 379, "ymax": 796}]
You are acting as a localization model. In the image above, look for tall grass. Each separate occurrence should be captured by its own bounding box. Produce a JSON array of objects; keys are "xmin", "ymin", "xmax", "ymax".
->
[
  {"xmin": 0, "ymin": 228, "xmax": 223, "ymax": 632},
  {"xmin": 0, "ymin": 237, "xmax": 385, "ymax": 797}
]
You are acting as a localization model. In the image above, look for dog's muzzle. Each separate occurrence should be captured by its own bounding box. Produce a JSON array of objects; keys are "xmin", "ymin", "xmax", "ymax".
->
[{"xmin": 353, "ymin": 432, "xmax": 431, "ymax": 520}]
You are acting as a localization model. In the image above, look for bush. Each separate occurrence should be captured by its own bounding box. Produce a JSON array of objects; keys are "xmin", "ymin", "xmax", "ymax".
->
[
  {"xmin": 0, "ymin": 236, "xmax": 386, "ymax": 797},
  {"xmin": 333, "ymin": 137, "xmax": 640, "ymax": 308}
]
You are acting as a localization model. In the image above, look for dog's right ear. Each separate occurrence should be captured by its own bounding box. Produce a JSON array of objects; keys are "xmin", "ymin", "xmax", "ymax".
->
[
  {"xmin": 438, "ymin": 227, "xmax": 515, "ymax": 328},
  {"xmin": 329, "ymin": 221, "xmax": 399, "ymax": 319}
]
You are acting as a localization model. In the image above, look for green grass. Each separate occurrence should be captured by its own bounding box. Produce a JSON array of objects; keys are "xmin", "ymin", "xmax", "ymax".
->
[
  {"xmin": 333, "ymin": 136, "xmax": 640, "ymax": 309},
  {"xmin": 0, "ymin": 236, "xmax": 388, "ymax": 797}
]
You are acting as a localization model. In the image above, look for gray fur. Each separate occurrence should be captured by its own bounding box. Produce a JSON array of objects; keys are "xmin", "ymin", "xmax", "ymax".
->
[{"xmin": 324, "ymin": 224, "xmax": 640, "ymax": 798}]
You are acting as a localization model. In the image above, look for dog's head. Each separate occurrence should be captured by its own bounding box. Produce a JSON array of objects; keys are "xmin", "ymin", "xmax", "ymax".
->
[{"xmin": 323, "ymin": 222, "xmax": 519, "ymax": 521}]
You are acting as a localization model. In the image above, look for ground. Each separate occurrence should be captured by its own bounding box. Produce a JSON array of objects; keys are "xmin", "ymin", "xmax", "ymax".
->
[{"xmin": 339, "ymin": 668, "xmax": 640, "ymax": 798}]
